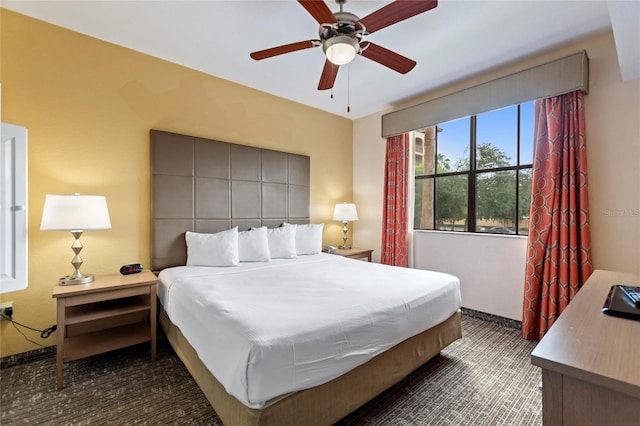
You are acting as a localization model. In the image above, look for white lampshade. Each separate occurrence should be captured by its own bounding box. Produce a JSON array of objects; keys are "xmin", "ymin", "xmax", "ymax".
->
[
  {"xmin": 324, "ymin": 36, "xmax": 358, "ymax": 65},
  {"xmin": 333, "ymin": 203, "xmax": 358, "ymax": 222},
  {"xmin": 40, "ymin": 194, "xmax": 111, "ymax": 231}
]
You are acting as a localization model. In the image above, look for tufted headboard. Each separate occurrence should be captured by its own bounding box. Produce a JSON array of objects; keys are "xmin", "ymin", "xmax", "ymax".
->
[{"xmin": 150, "ymin": 130, "xmax": 310, "ymax": 270}]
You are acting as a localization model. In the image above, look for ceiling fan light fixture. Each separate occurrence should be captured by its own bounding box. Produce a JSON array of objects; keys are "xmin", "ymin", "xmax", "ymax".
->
[{"xmin": 324, "ymin": 35, "xmax": 359, "ymax": 65}]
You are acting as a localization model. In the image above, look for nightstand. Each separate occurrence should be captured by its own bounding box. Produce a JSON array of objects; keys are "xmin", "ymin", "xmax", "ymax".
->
[
  {"xmin": 52, "ymin": 270, "xmax": 157, "ymax": 390},
  {"xmin": 332, "ymin": 248, "xmax": 373, "ymax": 262}
]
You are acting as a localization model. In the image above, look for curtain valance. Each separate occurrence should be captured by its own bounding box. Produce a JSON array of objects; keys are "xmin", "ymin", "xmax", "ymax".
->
[{"xmin": 382, "ymin": 51, "xmax": 589, "ymax": 138}]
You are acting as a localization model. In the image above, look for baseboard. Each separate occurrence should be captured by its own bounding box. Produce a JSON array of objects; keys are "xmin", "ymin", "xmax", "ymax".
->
[
  {"xmin": 0, "ymin": 346, "xmax": 55, "ymax": 369},
  {"xmin": 461, "ymin": 308, "xmax": 522, "ymax": 330},
  {"xmin": 1, "ymin": 334, "xmax": 167, "ymax": 369}
]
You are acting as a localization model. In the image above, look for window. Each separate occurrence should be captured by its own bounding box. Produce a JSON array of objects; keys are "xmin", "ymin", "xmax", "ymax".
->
[
  {"xmin": 413, "ymin": 102, "xmax": 533, "ymax": 235},
  {"xmin": 1, "ymin": 123, "xmax": 28, "ymax": 293}
]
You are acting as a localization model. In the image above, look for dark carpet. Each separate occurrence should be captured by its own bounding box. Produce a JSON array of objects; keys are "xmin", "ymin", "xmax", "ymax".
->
[{"xmin": 0, "ymin": 315, "xmax": 541, "ymax": 425}]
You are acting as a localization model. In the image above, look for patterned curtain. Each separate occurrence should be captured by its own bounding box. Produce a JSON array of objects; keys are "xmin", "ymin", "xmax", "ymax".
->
[
  {"xmin": 381, "ymin": 133, "xmax": 410, "ymax": 267},
  {"xmin": 522, "ymin": 90, "xmax": 593, "ymax": 340}
]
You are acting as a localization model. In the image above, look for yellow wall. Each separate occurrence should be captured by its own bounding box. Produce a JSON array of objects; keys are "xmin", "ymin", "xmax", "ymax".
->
[{"xmin": 0, "ymin": 9, "xmax": 353, "ymax": 357}]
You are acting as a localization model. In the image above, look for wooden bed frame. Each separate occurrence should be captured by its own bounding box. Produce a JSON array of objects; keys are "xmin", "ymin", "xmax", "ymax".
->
[{"xmin": 150, "ymin": 130, "xmax": 463, "ymax": 425}]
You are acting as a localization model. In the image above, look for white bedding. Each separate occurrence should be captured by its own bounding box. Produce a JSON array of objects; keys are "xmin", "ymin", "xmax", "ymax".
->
[{"xmin": 158, "ymin": 253, "xmax": 461, "ymax": 409}]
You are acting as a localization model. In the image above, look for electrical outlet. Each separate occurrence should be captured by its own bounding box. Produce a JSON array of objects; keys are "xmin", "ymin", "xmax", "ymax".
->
[{"xmin": 0, "ymin": 301, "xmax": 13, "ymax": 319}]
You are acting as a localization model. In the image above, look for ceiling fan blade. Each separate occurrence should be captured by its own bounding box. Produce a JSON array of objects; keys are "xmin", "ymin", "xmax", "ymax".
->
[
  {"xmin": 298, "ymin": 0, "xmax": 337, "ymax": 25},
  {"xmin": 360, "ymin": 42, "xmax": 416, "ymax": 74},
  {"xmin": 250, "ymin": 40, "xmax": 320, "ymax": 60},
  {"xmin": 318, "ymin": 60, "xmax": 339, "ymax": 90},
  {"xmin": 360, "ymin": 0, "xmax": 438, "ymax": 34}
]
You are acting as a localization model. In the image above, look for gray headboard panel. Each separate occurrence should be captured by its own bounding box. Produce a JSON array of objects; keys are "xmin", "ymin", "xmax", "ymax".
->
[{"xmin": 151, "ymin": 130, "xmax": 310, "ymax": 270}]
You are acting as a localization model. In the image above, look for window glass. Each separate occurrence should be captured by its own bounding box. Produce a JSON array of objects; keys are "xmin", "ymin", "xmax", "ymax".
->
[
  {"xmin": 435, "ymin": 175, "xmax": 468, "ymax": 231},
  {"xmin": 437, "ymin": 117, "xmax": 470, "ymax": 172},
  {"xmin": 477, "ymin": 105, "xmax": 518, "ymax": 168},
  {"xmin": 414, "ymin": 178, "xmax": 434, "ymax": 229},
  {"xmin": 518, "ymin": 169, "xmax": 532, "ymax": 235},
  {"xmin": 520, "ymin": 101, "xmax": 534, "ymax": 165},
  {"xmin": 476, "ymin": 170, "xmax": 516, "ymax": 234},
  {"xmin": 413, "ymin": 127, "xmax": 436, "ymax": 177}
]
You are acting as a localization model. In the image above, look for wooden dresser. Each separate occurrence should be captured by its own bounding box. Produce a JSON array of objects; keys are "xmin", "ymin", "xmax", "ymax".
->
[{"xmin": 531, "ymin": 269, "xmax": 640, "ymax": 425}]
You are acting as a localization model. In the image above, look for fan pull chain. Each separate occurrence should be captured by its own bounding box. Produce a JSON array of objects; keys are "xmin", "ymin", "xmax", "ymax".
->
[
  {"xmin": 347, "ymin": 65, "xmax": 350, "ymax": 113},
  {"xmin": 331, "ymin": 86, "xmax": 334, "ymax": 99}
]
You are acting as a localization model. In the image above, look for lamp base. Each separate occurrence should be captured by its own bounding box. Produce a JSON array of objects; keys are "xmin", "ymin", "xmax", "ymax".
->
[
  {"xmin": 338, "ymin": 244, "xmax": 352, "ymax": 250},
  {"xmin": 59, "ymin": 274, "xmax": 94, "ymax": 285}
]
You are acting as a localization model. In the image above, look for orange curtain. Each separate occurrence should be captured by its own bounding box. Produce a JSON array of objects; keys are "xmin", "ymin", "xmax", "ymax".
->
[
  {"xmin": 522, "ymin": 90, "xmax": 593, "ymax": 340},
  {"xmin": 381, "ymin": 133, "xmax": 410, "ymax": 267}
]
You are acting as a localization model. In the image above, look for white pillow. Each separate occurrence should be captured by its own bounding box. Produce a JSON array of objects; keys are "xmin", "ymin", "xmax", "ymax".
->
[
  {"xmin": 185, "ymin": 227, "xmax": 239, "ymax": 267},
  {"xmin": 238, "ymin": 227, "xmax": 270, "ymax": 262},
  {"xmin": 285, "ymin": 223, "xmax": 324, "ymax": 255},
  {"xmin": 267, "ymin": 225, "xmax": 297, "ymax": 258}
]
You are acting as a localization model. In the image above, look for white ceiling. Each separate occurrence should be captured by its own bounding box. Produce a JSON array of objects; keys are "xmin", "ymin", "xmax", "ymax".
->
[{"xmin": 3, "ymin": 1, "xmax": 637, "ymax": 120}]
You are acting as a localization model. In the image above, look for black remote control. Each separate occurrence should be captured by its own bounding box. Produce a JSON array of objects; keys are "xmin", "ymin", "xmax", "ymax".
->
[{"xmin": 619, "ymin": 285, "xmax": 640, "ymax": 308}]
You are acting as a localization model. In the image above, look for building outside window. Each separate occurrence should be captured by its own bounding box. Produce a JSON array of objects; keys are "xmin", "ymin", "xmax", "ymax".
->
[{"xmin": 413, "ymin": 101, "xmax": 534, "ymax": 235}]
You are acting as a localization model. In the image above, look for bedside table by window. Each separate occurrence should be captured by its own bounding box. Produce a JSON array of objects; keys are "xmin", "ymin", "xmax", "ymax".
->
[
  {"xmin": 332, "ymin": 248, "xmax": 373, "ymax": 262},
  {"xmin": 52, "ymin": 270, "xmax": 157, "ymax": 390}
]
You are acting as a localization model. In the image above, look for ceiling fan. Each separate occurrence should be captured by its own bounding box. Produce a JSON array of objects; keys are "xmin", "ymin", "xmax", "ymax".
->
[{"xmin": 250, "ymin": 0, "xmax": 438, "ymax": 91}]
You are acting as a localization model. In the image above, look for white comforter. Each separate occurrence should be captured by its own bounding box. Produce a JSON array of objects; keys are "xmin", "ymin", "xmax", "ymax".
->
[{"xmin": 158, "ymin": 253, "xmax": 461, "ymax": 408}]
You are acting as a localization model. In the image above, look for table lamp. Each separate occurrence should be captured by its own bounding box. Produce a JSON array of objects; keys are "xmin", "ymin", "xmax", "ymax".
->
[
  {"xmin": 333, "ymin": 203, "xmax": 358, "ymax": 249},
  {"xmin": 40, "ymin": 194, "xmax": 111, "ymax": 285}
]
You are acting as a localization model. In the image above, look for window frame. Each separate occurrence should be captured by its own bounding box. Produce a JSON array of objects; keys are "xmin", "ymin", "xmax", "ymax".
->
[
  {"xmin": 1, "ymin": 122, "xmax": 28, "ymax": 293},
  {"xmin": 414, "ymin": 103, "xmax": 533, "ymax": 235}
]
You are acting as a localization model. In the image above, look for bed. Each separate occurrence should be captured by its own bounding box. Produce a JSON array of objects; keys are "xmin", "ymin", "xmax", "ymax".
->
[{"xmin": 150, "ymin": 130, "xmax": 463, "ymax": 425}]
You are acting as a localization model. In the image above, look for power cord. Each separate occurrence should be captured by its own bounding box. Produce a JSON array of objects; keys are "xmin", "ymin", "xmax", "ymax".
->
[{"xmin": 1, "ymin": 312, "xmax": 57, "ymax": 348}]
